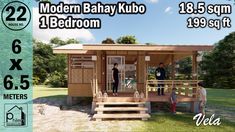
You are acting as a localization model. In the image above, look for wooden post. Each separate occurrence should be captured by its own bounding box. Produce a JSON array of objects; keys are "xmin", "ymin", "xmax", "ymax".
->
[
  {"xmin": 68, "ymin": 55, "xmax": 71, "ymax": 84},
  {"xmin": 67, "ymin": 96, "xmax": 73, "ymax": 106},
  {"xmin": 146, "ymin": 101, "xmax": 151, "ymax": 114},
  {"xmin": 192, "ymin": 52, "xmax": 198, "ymax": 98},
  {"xmin": 145, "ymin": 59, "xmax": 149, "ymax": 99},
  {"xmin": 91, "ymin": 101, "xmax": 96, "ymax": 114},
  {"xmin": 191, "ymin": 51, "xmax": 198, "ymax": 113},
  {"xmin": 171, "ymin": 54, "xmax": 175, "ymax": 80},
  {"xmin": 192, "ymin": 51, "xmax": 198, "ymax": 80},
  {"xmin": 101, "ymin": 52, "xmax": 106, "ymax": 91},
  {"xmin": 146, "ymin": 80, "xmax": 148, "ymax": 99},
  {"xmin": 171, "ymin": 54, "xmax": 175, "ymax": 93}
]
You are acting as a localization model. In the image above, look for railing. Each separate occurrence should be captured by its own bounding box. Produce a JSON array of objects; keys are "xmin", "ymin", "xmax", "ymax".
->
[
  {"xmin": 91, "ymin": 79, "xmax": 98, "ymax": 97},
  {"xmin": 145, "ymin": 80, "xmax": 201, "ymax": 99}
]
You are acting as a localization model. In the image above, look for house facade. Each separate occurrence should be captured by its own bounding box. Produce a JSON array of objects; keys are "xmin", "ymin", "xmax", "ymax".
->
[{"xmin": 53, "ymin": 44, "xmax": 213, "ymax": 120}]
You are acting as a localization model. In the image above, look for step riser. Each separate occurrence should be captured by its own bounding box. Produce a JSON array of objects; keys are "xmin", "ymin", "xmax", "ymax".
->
[
  {"xmin": 93, "ymin": 101, "xmax": 151, "ymax": 120},
  {"xmin": 96, "ymin": 97, "xmax": 145, "ymax": 102},
  {"xmin": 96, "ymin": 102, "xmax": 146, "ymax": 105},
  {"xmin": 95, "ymin": 109, "xmax": 148, "ymax": 112},
  {"xmin": 103, "ymin": 97, "xmax": 134, "ymax": 102},
  {"xmin": 94, "ymin": 114, "xmax": 150, "ymax": 119}
]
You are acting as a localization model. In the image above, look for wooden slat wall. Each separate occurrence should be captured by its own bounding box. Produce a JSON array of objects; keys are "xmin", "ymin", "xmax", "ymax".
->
[
  {"xmin": 71, "ymin": 69, "xmax": 83, "ymax": 83},
  {"xmin": 68, "ymin": 84, "xmax": 92, "ymax": 97},
  {"xmin": 83, "ymin": 69, "xmax": 93, "ymax": 83},
  {"xmin": 68, "ymin": 54, "xmax": 95, "ymax": 97}
]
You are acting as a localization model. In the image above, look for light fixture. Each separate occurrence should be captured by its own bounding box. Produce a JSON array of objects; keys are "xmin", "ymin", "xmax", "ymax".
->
[
  {"xmin": 145, "ymin": 56, "xmax": 150, "ymax": 61},
  {"xmin": 92, "ymin": 55, "xmax": 97, "ymax": 61}
]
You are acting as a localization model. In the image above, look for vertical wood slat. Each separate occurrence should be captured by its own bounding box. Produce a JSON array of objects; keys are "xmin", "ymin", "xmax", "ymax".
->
[
  {"xmin": 178, "ymin": 87, "xmax": 181, "ymax": 95},
  {"xmin": 171, "ymin": 54, "xmax": 175, "ymax": 80},
  {"xmin": 68, "ymin": 55, "xmax": 71, "ymax": 83},
  {"xmin": 145, "ymin": 80, "xmax": 200, "ymax": 97},
  {"xmin": 96, "ymin": 79, "xmax": 98, "ymax": 94},
  {"xmin": 185, "ymin": 86, "xmax": 189, "ymax": 96},
  {"xmin": 83, "ymin": 69, "xmax": 93, "ymax": 83},
  {"xmin": 146, "ymin": 81, "xmax": 148, "ymax": 99},
  {"xmin": 192, "ymin": 52, "xmax": 198, "ymax": 98},
  {"xmin": 97, "ymin": 51, "xmax": 102, "ymax": 84},
  {"xmin": 71, "ymin": 69, "xmax": 83, "ymax": 83}
]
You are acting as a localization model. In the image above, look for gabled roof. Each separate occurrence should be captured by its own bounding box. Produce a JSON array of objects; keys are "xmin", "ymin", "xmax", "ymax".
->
[{"xmin": 53, "ymin": 44, "xmax": 213, "ymax": 54}]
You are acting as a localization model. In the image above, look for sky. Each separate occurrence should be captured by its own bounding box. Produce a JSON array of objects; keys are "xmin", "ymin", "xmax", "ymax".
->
[{"xmin": 33, "ymin": 0, "xmax": 235, "ymax": 45}]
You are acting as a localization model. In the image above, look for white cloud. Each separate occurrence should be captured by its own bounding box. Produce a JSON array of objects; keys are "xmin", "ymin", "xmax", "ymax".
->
[
  {"xmin": 33, "ymin": 7, "xmax": 95, "ymax": 43},
  {"xmin": 148, "ymin": 0, "xmax": 159, "ymax": 3},
  {"xmin": 165, "ymin": 7, "xmax": 172, "ymax": 13},
  {"xmin": 62, "ymin": 0, "xmax": 76, "ymax": 4},
  {"xmin": 165, "ymin": 7, "xmax": 173, "ymax": 14}
]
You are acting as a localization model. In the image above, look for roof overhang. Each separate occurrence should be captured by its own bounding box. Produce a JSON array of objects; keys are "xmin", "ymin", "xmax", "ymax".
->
[{"xmin": 53, "ymin": 44, "xmax": 214, "ymax": 54}]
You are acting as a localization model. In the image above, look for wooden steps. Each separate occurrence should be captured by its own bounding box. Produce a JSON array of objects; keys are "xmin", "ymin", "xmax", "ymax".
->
[
  {"xmin": 93, "ymin": 97, "xmax": 150, "ymax": 121},
  {"xmin": 95, "ymin": 107, "xmax": 148, "ymax": 111},
  {"xmin": 103, "ymin": 97, "xmax": 134, "ymax": 102},
  {"xmin": 93, "ymin": 113, "xmax": 150, "ymax": 119},
  {"xmin": 96, "ymin": 102, "xmax": 146, "ymax": 105},
  {"xmin": 94, "ymin": 97, "xmax": 141, "ymax": 102}
]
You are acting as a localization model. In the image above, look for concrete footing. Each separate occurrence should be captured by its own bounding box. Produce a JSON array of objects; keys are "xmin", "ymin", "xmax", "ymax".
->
[
  {"xmin": 145, "ymin": 101, "xmax": 151, "ymax": 114},
  {"xmin": 91, "ymin": 101, "xmax": 96, "ymax": 114},
  {"xmin": 190, "ymin": 101, "xmax": 199, "ymax": 113}
]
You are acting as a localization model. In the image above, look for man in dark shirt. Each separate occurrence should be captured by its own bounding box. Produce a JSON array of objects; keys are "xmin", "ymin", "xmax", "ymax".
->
[
  {"xmin": 155, "ymin": 62, "xmax": 166, "ymax": 96},
  {"xmin": 112, "ymin": 63, "xmax": 119, "ymax": 96}
]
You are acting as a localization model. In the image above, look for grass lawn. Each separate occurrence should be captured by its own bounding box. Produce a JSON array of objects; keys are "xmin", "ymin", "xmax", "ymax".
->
[
  {"xmin": 33, "ymin": 85, "xmax": 67, "ymax": 99},
  {"xmin": 33, "ymin": 85, "xmax": 235, "ymax": 131},
  {"xmin": 206, "ymin": 88, "xmax": 235, "ymax": 109},
  {"xmin": 139, "ymin": 113, "xmax": 235, "ymax": 132}
]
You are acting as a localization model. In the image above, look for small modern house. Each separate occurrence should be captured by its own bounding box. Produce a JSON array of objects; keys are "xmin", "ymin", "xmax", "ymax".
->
[{"xmin": 53, "ymin": 44, "xmax": 213, "ymax": 120}]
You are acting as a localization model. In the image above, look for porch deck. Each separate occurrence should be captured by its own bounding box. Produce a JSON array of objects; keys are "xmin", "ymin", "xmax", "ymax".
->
[{"xmin": 93, "ymin": 91, "xmax": 197, "ymax": 102}]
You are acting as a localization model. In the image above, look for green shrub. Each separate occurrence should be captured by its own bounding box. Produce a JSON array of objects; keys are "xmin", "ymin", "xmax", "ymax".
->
[
  {"xmin": 45, "ymin": 71, "xmax": 67, "ymax": 87},
  {"xmin": 33, "ymin": 76, "xmax": 40, "ymax": 85}
]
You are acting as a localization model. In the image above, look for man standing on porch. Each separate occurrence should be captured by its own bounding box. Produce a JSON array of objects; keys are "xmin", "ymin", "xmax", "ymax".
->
[
  {"xmin": 112, "ymin": 63, "xmax": 119, "ymax": 96},
  {"xmin": 155, "ymin": 63, "xmax": 166, "ymax": 96}
]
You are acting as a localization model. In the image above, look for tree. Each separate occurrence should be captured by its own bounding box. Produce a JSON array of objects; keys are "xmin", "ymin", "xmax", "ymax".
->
[
  {"xmin": 102, "ymin": 38, "xmax": 115, "ymax": 44},
  {"xmin": 66, "ymin": 38, "xmax": 79, "ymax": 44},
  {"xmin": 116, "ymin": 35, "xmax": 138, "ymax": 44},
  {"xmin": 33, "ymin": 37, "xmax": 79, "ymax": 87},
  {"xmin": 177, "ymin": 57, "xmax": 192, "ymax": 79},
  {"xmin": 50, "ymin": 37, "xmax": 79, "ymax": 46},
  {"xmin": 200, "ymin": 32, "xmax": 235, "ymax": 89},
  {"xmin": 33, "ymin": 40, "xmax": 54, "ymax": 83},
  {"xmin": 50, "ymin": 37, "xmax": 66, "ymax": 45}
]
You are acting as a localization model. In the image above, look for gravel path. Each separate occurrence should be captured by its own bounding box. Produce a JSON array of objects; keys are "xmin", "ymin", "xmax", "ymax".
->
[
  {"xmin": 33, "ymin": 97, "xmax": 235, "ymax": 131},
  {"xmin": 206, "ymin": 105, "xmax": 235, "ymax": 123},
  {"xmin": 33, "ymin": 98, "xmax": 144, "ymax": 132}
]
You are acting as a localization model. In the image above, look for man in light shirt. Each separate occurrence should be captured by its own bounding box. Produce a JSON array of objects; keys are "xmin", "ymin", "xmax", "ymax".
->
[{"xmin": 198, "ymin": 81, "xmax": 207, "ymax": 115}]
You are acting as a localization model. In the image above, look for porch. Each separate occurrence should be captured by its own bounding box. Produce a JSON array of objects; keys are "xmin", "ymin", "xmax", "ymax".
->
[
  {"xmin": 91, "ymin": 79, "xmax": 199, "ymax": 120},
  {"xmin": 93, "ymin": 92, "xmax": 197, "ymax": 103},
  {"xmin": 92, "ymin": 80, "xmax": 199, "ymax": 102}
]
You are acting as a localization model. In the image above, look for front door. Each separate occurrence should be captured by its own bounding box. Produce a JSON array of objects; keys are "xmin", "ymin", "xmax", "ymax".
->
[{"xmin": 106, "ymin": 56, "xmax": 125, "ymax": 92}]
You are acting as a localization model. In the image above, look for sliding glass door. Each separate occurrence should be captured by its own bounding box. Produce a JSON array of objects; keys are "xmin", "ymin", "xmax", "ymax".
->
[{"xmin": 106, "ymin": 56, "xmax": 125, "ymax": 92}]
